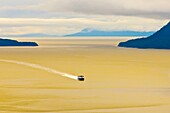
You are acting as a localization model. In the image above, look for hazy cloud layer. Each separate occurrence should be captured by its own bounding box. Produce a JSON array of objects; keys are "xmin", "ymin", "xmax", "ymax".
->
[
  {"xmin": 0, "ymin": 17, "xmax": 167, "ymax": 35},
  {"xmin": 0, "ymin": 0, "xmax": 169, "ymax": 35},
  {"xmin": 45, "ymin": 0, "xmax": 170, "ymax": 19},
  {"xmin": 0, "ymin": 0, "xmax": 169, "ymax": 19}
]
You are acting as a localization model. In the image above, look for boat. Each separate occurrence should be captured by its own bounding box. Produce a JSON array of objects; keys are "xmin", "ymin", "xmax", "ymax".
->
[{"xmin": 78, "ymin": 75, "xmax": 85, "ymax": 81}]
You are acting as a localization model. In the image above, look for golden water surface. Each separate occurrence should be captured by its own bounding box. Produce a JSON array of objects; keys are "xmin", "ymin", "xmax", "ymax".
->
[{"xmin": 0, "ymin": 37, "xmax": 169, "ymax": 113}]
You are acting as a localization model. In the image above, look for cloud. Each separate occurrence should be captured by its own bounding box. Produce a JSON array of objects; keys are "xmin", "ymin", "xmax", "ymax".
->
[
  {"xmin": 0, "ymin": 17, "xmax": 167, "ymax": 35},
  {"xmin": 0, "ymin": 0, "xmax": 168, "ymax": 35},
  {"xmin": 44, "ymin": 0, "xmax": 170, "ymax": 19},
  {"xmin": 0, "ymin": 0, "xmax": 169, "ymax": 19}
]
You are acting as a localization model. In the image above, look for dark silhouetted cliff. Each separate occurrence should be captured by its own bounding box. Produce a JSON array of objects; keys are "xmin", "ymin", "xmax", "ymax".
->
[
  {"xmin": 118, "ymin": 22, "xmax": 170, "ymax": 49},
  {"xmin": 0, "ymin": 38, "xmax": 38, "ymax": 46}
]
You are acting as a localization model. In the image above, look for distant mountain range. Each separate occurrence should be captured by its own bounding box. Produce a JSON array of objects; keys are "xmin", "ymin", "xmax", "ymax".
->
[
  {"xmin": 0, "ymin": 38, "xmax": 38, "ymax": 46},
  {"xmin": 118, "ymin": 21, "xmax": 170, "ymax": 49},
  {"xmin": 65, "ymin": 28, "xmax": 155, "ymax": 37},
  {"xmin": 0, "ymin": 29, "xmax": 155, "ymax": 37}
]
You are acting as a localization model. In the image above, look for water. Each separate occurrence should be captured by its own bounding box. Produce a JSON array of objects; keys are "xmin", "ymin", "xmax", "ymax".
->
[{"xmin": 0, "ymin": 37, "xmax": 169, "ymax": 112}]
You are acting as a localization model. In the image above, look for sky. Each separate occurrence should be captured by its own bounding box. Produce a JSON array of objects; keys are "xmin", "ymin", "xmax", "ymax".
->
[{"xmin": 0, "ymin": 0, "xmax": 169, "ymax": 36}]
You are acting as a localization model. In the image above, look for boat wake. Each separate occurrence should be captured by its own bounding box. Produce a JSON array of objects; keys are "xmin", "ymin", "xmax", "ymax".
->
[{"xmin": 0, "ymin": 59, "xmax": 78, "ymax": 81}]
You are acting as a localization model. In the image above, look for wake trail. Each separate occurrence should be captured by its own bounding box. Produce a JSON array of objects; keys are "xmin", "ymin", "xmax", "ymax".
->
[{"xmin": 0, "ymin": 59, "xmax": 78, "ymax": 80}]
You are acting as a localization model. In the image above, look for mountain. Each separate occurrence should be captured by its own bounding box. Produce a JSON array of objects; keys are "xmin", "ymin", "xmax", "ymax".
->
[
  {"xmin": 0, "ymin": 30, "xmax": 154, "ymax": 37},
  {"xmin": 0, "ymin": 38, "xmax": 38, "ymax": 46},
  {"xmin": 118, "ymin": 21, "xmax": 170, "ymax": 49},
  {"xmin": 65, "ymin": 28, "xmax": 155, "ymax": 37}
]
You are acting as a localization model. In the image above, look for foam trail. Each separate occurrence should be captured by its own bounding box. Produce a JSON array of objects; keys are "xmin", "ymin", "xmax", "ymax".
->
[{"xmin": 0, "ymin": 59, "xmax": 78, "ymax": 80}]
